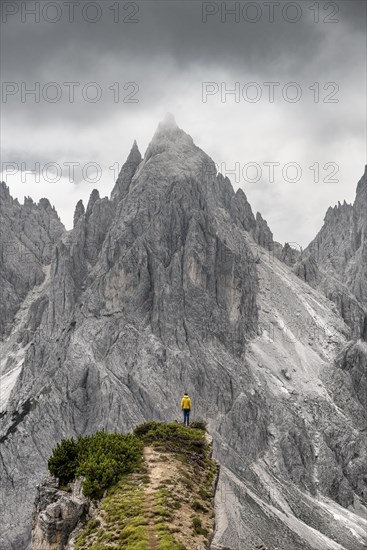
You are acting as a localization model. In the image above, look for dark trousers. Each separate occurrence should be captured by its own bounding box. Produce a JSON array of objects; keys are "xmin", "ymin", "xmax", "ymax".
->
[{"xmin": 183, "ymin": 409, "xmax": 190, "ymax": 426}]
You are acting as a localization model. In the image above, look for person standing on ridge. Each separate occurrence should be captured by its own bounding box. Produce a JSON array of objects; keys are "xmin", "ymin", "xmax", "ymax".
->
[{"xmin": 181, "ymin": 392, "xmax": 191, "ymax": 426}]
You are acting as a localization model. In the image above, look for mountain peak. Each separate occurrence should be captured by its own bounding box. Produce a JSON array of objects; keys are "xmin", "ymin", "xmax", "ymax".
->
[
  {"xmin": 129, "ymin": 140, "xmax": 142, "ymax": 162},
  {"xmin": 144, "ymin": 115, "xmax": 198, "ymax": 166},
  {"xmin": 110, "ymin": 141, "xmax": 142, "ymax": 201},
  {"xmin": 158, "ymin": 112, "xmax": 177, "ymax": 130},
  {"xmin": 149, "ymin": 113, "xmax": 184, "ymax": 144},
  {"xmin": 149, "ymin": 113, "xmax": 182, "ymax": 146}
]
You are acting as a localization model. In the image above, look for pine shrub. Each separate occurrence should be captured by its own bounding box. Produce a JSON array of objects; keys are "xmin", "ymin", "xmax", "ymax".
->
[
  {"xmin": 48, "ymin": 432, "xmax": 143, "ymax": 498},
  {"xmin": 48, "ymin": 437, "xmax": 78, "ymax": 484}
]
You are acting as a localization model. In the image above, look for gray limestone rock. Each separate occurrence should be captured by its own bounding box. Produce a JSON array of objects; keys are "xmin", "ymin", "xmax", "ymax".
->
[
  {"xmin": 0, "ymin": 183, "xmax": 64, "ymax": 340},
  {"xmin": 0, "ymin": 119, "xmax": 366, "ymax": 550},
  {"xmin": 297, "ymin": 166, "xmax": 367, "ymax": 339},
  {"xmin": 31, "ymin": 477, "xmax": 89, "ymax": 549}
]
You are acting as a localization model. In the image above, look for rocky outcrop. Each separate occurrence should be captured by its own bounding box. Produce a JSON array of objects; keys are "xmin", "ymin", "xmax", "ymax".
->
[
  {"xmin": 253, "ymin": 212, "xmax": 273, "ymax": 249},
  {"xmin": 293, "ymin": 252, "xmax": 320, "ymax": 286},
  {"xmin": 32, "ymin": 477, "xmax": 89, "ymax": 550},
  {"xmin": 279, "ymin": 242, "xmax": 302, "ymax": 267},
  {"xmin": 233, "ymin": 188, "xmax": 274, "ymax": 250},
  {"xmin": 335, "ymin": 339, "xmax": 367, "ymax": 411}
]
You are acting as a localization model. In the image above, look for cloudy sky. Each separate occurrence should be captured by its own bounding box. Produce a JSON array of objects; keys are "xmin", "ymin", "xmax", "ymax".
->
[{"xmin": 1, "ymin": 0, "xmax": 366, "ymax": 247}]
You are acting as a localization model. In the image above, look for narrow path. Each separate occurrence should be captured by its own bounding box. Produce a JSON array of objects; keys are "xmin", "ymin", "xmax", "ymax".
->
[
  {"xmin": 145, "ymin": 492, "xmax": 159, "ymax": 549},
  {"xmin": 144, "ymin": 447, "xmax": 161, "ymax": 549},
  {"xmin": 142, "ymin": 444, "xmax": 213, "ymax": 550}
]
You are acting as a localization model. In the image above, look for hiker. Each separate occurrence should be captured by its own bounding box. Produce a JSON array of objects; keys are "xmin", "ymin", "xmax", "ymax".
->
[{"xmin": 181, "ymin": 392, "xmax": 191, "ymax": 426}]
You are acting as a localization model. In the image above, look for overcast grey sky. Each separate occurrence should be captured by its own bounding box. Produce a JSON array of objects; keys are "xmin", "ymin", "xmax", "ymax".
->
[{"xmin": 1, "ymin": 0, "xmax": 366, "ymax": 247}]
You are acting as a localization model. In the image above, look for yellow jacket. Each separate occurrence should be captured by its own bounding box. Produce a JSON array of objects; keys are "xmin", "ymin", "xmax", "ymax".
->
[{"xmin": 181, "ymin": 395, "xmax": 191, "ymax": 410}]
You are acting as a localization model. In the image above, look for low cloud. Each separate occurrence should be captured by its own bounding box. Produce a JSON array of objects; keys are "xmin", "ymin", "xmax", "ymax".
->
[{"xmin": 1, "ymin": 0, "xmax": 366, "ymax": 246}]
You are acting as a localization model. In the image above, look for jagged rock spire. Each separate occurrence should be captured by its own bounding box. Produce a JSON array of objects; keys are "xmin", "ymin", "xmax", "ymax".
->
[
  {"xmin": 86, "ymin": 189, "xmax": 100, "ymax": 215},
  {"xmin": 111, "ymin": 140, "xmax": 142, "ymax": 201},
  {"xmin": 73, "ymin": 199, "xmax": 85, "ymax": 227},
  {"xmin": 0, "ymin": 181, "xmax": 11, "ymax": 202}
]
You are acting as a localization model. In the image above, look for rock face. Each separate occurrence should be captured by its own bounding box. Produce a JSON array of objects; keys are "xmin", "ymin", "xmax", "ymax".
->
[
  {"xmin": 335, "ymin": 339, "xmax": 367, "ymax": 411},
  {"xmin": 0, "ymin": 116, "xmax": 366, "ymax": 550},
  {"xmin": 278, "ymin": 241, "xmax": 301, "ymax": 267},
  {"xmin": 295, "ymin": 166, "xmax": 367, "ymax": 339},
  {"xmin": 32, "ymin": 477, "xmax": 89, "ymax": 550},
  {"xmin": 0, "ymin": 183, "xmax": 64, "ymax": 340}
]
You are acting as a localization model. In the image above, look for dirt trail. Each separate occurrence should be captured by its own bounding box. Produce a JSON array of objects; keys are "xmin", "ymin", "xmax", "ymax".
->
[
  {"xmin": 143, "ymin": 445, "xmax": 212, "ymax": 550},
  {"xmin": 144, "ymin": 446, "xmax": 170, "ymax": 549},
  {"xmin": 145, "ymin": 494, "xmax": 158, "ymax": 549}
]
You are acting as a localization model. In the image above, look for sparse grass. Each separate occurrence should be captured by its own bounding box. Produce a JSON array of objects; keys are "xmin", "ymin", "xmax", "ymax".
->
[
  {"xmin": 175, "ymin": 453, "xmax": 189, "ymax": 465},
  {"xmin": 171, "ymin": 499, "xmax": 182, "ymax": 510},
  {"xmin": 192, "ymin": 516, "xmax": 209, "ymax": 537},
  {"xmin": 154, "ymin": 488, "xmax": 175, "ymax": 519},
  {"xmin": 154, "ymin": 523, "xmax": 187, "ymax": 550},
  {"xmin": 189, "ymin": 420, "xmax": 207, "ymax": 430},
  {"xmin": 133, "ymin": 421, "xmax": 206, "ymax": 462},
  {"xmin": 85, "ymin": 518, "xmax": 100, "ymax": 533},
  {"xmin": 192, "ymin": 499, "xmax": 208, "ymax": 513},
  {"xmin": 198, "ymin": 487, "xmax": 211, "ymax": 500},
  {"xmin": 75, "ymin": 472, "xmax": 149, "ymax": 549},
  {"xmin": 180, "ymin": 476, "xmax": 194, "ymax": 490}
]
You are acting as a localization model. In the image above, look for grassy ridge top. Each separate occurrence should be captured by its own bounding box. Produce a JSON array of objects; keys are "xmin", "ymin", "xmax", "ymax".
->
[
  {"xmin": 48, "ymin": 422, "xmax": 218, "ymax": 549},
  {"xmin": 48, "ymin": 421, "xmax": 208, "ymax": 499}
]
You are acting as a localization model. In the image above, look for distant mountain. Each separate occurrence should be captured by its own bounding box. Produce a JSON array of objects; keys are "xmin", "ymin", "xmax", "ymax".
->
[
  {"xmin": 0, "ymin": 117, "xmax": 366, "ymax": 550},
  {"xmin": 309, "ymin": 167, "xmax": 366, "ymax": 300},
  {"xmin": 295, "ymin": 166, "xmax": 367, "ymax": 339},
  {"xmin": 0, "ymin": 183, "xmax": 64, "ymax": 339}
]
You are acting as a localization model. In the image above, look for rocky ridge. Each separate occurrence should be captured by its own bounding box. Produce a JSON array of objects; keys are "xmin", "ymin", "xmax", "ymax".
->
[{"xmin": 0, "ymin": 183, "xmax": 64, "ymax": 340}]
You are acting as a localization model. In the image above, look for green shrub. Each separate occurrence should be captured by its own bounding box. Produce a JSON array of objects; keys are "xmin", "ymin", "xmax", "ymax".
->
[
  {"xmin": 48, "ymin": 432, "xmax": 144, "ymax": 499},
  {"xmin": 133, "ymin": 421, "xmax": 161, "ymax": 437},
  {"xmin": 48, "ymin": 438, "xmax": 78, "ymax": 484}
]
